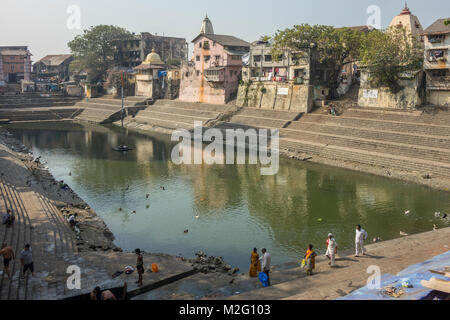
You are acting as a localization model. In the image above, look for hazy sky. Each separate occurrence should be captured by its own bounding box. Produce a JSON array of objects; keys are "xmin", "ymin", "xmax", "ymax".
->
[{"xmin": 1, "ymin": 0, "xmax": 448, "ymax": 61}]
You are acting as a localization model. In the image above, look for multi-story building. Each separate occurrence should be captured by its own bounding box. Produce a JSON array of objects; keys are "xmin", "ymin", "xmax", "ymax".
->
[
  {"xmin": 179, "ymin": 16, "xmax": 250, "ymax": 104},
  {"xmin": 422, "ymin": 18, "xmax": 450, "ymax": 106},
  {"xmin": 33, "ymin": 54, "xmax": 73, "ymax": 82},
  {"xmin": 114, "ymin": 33, "xmax": 188, "ymax": 68},
  {"xmin": 0, "ymin": 46, "xmax": 32, "ymax": 83}
]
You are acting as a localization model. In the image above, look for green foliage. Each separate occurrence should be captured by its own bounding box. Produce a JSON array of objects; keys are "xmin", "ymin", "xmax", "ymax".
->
[
  {"xmin": 166, "ymin": 59, "xmax": 181, "ymax": 67},
  {"xmin": 259, "ymin": 35, "xmax": 272, "ymax": 42},
  {"xmin": 444, "ymin": 19, "xmax": 450, "ymax": 26},
  {"xmin": 270, "ymin": 24, "xmax": 364, "ymax": 88},
  {"xmin": 68, "ymin": 25, "xmax": 132, "ymax": 83},
  {"xmin": 360, "ymin": 26, "xmax": 423, "ymax": 93}
]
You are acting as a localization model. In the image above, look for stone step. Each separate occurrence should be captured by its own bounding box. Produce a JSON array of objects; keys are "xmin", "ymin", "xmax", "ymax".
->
[
  {"xmin": 154, "ymin": 100, "xmax": 232, "ymax": 113},
  {"xmin": 237, "ymin": 107, "xmax": 300, "ymax": 121},
  {"xmin": 280, "ymin": 129, "xmax": 450, "ymax": 164},
  {"xmin": 279, "ymin": 139, "xmax": 450, "ymax": 178},
  {"xmin": 291, "ymin": 119, "xmax": 450, "ymax": 149},
  {"xmin": 229, "ymin": 115, "xmax": 288, "ymax": 129},
  {"xmin": 344, "ymin": 109, "xmax": 450, "ymax": 125},
  {"xmin": 148, "ymin": 104, "xmax": 221, "ymax": 118},
  {"xmin": 304, "ymin": 114, "xmax": 450, "ymax": 136},
  {"xmin": 133, "ymin": 115, "xmax": 195, "ymax": 131},
  {"xmin": 137, "ymin": 110, "xmax": 211, "ymax": 123}
]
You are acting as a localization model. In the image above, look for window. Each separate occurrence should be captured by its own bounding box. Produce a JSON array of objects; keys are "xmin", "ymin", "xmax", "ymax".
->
[
  {"xmin": 197, "ymin": 71, "xmax": 201, "ymax": 76},
  {"xmin": 204, "ymin": 55, "xmax": 211, "ymax": 62},
  {"xmin": 231, "ymin": 55, "xmax": 241, "ymax": 60},
  {"xmin": 196, "ymin": 55, "xmax": 200, "ymax": 61},
  {"xmin": 215, "ymin": 55, "xmax": 221, "ymax": 61},
  {"xmin": 199, "ymin": 42, "xmax": 202, "ymax": 48},
  {"xmin": 431, "ymin": 70, "xmax": 446, "ymax": 77},
  {"xmin": 254, "ymin": 55, "xmax": 262, "ymax": 62},
  {"xmin": 264, "ymin": 55, "xmax": 272, "ymax": 62},
  {"xmin": 203, "ymin": 41, "xmax": 210, "ymax": 50}
]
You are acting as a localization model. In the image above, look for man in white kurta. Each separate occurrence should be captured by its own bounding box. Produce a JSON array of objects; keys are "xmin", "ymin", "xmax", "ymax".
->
[
  {"xmin": 355, "ymin": 225, "xmax": 368, "ymax": 257},
  {"xmin": 326, "ymin": 233, "xmax": 337, "ymax": 267}
]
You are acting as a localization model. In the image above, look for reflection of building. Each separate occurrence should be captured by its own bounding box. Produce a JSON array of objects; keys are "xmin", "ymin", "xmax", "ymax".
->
[
  {"xmin": 33, "ymin": 54, "xmax": 73, "ymax": 82},
  {"xmin": 114, "ymin": 33, "xmax": 188, "ymax": 68},
  {"xmin": 0, "ymin": 46, "xmax": 32, "ymax": 83},
  {"xmin": 179, "ymin": 16, "xmax": 250, "ymax": 104},
  {"xmin": 422, "ymin": 18, "xmax": 450, "ymax": 106}
]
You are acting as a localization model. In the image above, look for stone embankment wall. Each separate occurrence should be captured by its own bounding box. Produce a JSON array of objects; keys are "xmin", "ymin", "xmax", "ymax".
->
[
  {"xmin": 358, "ymin": 71, "xmax": 425, "ymax": 109},
  {"xmin": 236, "ymin": 82, "xmax": 314, "ymax": 113}
]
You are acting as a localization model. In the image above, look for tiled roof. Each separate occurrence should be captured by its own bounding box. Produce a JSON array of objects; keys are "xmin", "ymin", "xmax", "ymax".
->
[
  {"xmin": 423, "ymin": 18, "xmax": 450, "ymax": 35},
  {"xmin": 35, "ymin": 54, "xmax": 73, "ymax": 66},
  {"xmin": 192, "ymin": 34, "xmax": 250, "ymax": 47},
  {"xmin": 0, "ymin": 50, "xmax": 28, "ymax": 56}
]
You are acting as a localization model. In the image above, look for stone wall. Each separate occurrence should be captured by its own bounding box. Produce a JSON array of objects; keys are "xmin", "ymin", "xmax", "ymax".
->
[
  {"xmin": 358, "ymin": 71, "xmax": 425, "ymax": 109},
  {"xmin": 236, "ymin": 82, "xmax": 313, "ymax": 112}
]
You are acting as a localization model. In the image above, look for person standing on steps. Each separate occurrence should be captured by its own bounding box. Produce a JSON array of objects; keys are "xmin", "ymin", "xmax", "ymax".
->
[
  {"xmin": 0, "ymin": 242, "xmax": 15, "ymax": 278},
  {"xmin": 355, "ymin": 225, "xmax": 368, "ymax": 257},
  {"xmin": 326, "ymin": 233, "xmax": 338, "ymax": 267},
  {"xmin": 20, "ymin": 244, "xmax": 34, "ymax": 278},
  {"xmin": 135, "ymin": 249, "xmax": 144, "ymax": 287},
  {"xmin": 259, "ymin": 248, "xmax": 271, "ymax": 286}
]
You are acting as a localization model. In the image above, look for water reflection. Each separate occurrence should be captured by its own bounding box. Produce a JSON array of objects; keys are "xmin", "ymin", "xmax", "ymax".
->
[{"xmin": 6, "ymin": 121, "xmax": 450, "ymax": 269}]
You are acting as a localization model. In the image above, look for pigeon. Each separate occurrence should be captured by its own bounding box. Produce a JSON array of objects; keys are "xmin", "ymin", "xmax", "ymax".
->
[{"xmin": 404, "ymin": 210, "xmax": 410, "ymax": 215}]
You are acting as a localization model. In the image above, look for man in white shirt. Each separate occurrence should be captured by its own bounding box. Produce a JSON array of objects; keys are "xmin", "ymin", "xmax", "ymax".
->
[
  {"xmin": 355, "ymin": 225, "xmax": 368, "ymax": 257},
  {"xmin": 259, "ymin": 248, "xmax": 271, "ymax": 286},
  {"xmin": 326, "ymin": 233, "xmax": 338, "ymax": 267}
]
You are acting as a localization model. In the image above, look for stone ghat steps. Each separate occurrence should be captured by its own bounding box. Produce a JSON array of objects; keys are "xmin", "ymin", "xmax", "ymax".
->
[
  {"xmin": 280, "ymin": 129, "xmax": 450, "ymax": 164},
  {"xmin": 153, "ymin": 99, "xmax": 234, "ymax": 113},
  {"xmin": 148, "ymin": 104, "xmax": 223, "ymax": 119},
  {"xmin": 133, "ymin": 113, "xmax": 197, "ymax": 131},
  {"xmin": 235, "ymin": 107, "xmax": 301, "ymax": 121},
  {"xmin": 344, "ymin": 109, "xmax": 450, "ymax": 126},
  {"xmin": 291, "ymin": 119, "xmax": 450, "ymax": 150},
  {"xmin": 229, "ymin": 115, "xmax": 288, "ymax": 129},
  {"xmin": 279, "ymin": 139, "xmax": 450, "ymax": 178},
  {"xmin": 0, "ymin": 109, "xmax": 81, "ymax": 122},
  {"xmin": 0, "ymin": 181, "xmax": 33, "ymax": 300},
  {"xmin": 0, "ymin": 99, "xmax": 81, "ymax": 109},
  {"xmin": 300, "ymin": 114, "xmax": 450, "ymax": 137},
  {"xmin": 74, "ymin": 96, "xmax": 149, "ymax": 123}
]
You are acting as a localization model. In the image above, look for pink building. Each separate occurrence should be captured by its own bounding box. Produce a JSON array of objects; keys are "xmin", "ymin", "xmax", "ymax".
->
[{"xmin": 179, "ymin": 16, "xmax": 249, "ymax": 104}]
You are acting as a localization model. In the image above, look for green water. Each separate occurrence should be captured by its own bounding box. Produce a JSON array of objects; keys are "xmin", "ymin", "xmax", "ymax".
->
[{"xmin": 5, "ymin": 121, "xmax": 450, "ymax": 270}]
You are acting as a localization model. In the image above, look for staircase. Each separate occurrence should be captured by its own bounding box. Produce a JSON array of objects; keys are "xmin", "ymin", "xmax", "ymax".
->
[
  {"xmin": 74, "ymin": 95, "xmax": 149, "ymax": 124},
  {"xmin": 0, "ymin": 93, "xmax": 82, "ymax": 122},
  {"xmin": 127, "ymin": 99, "xmax": 236, "ymax": 131}
]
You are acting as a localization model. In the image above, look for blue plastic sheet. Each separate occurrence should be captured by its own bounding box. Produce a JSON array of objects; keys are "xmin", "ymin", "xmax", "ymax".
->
[{"xmin": 339, "ymin": 250, "xmax": 450, "ymax": 300}]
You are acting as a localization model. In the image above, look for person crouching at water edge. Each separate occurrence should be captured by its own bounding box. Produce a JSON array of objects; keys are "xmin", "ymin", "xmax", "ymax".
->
[
  {"xmin": 303, "ymin": 244, "xmax": 317, "ymax": 276},
  {"xmin": 355, "ymin": 224, "xmax": 368, "ymax": 257},
  {"xmin": 326, "ymin": 233, "xmax": 338, "ymax": 267},
  {"xmin": 249, "ymin": 248, "xmax": 261, "ymax": 278},
  {"xmin": 170, "ymin": 121, "xmax": 280, "ymax": 176}
]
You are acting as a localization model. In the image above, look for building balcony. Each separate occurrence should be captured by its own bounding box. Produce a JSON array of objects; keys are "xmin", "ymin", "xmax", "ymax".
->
[{"xmin": 427, "ymin": 77, "xmax": 450, "ymax": 90}]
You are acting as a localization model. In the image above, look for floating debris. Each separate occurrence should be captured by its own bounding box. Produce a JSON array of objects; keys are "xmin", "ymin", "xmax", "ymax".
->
[
  {"xmin": 400, "ymin": 231, "xmax": 409, "ymax": 236},
  {"xmin": 184, "ymin": 229, "xmax": 189, "ymax": 234},
  {"xmin": 404, "ymin": 210, "xmax": 410, "ymax": 215}
]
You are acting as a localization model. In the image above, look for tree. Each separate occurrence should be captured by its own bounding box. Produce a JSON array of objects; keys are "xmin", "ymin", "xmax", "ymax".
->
[
  {"xmin": 444, "ymin": 19, "xmax": 450, "ymax": 26},
  {"xmin": 359, "ymin": 25, "xmax": 423, "ymax": 93},
  {"xmin": 68, "ymin": 25, "xmax": 133, "ymax": 83},
  {"xmin": 270, "ymin": 24, "xmax": 364, "ymax": 91}
]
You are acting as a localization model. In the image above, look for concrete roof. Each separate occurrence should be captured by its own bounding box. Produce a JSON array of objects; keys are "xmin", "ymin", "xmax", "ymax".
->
[{"xmin": 423, "ymin": 18, "xmax": 450, "ymax": 35}]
